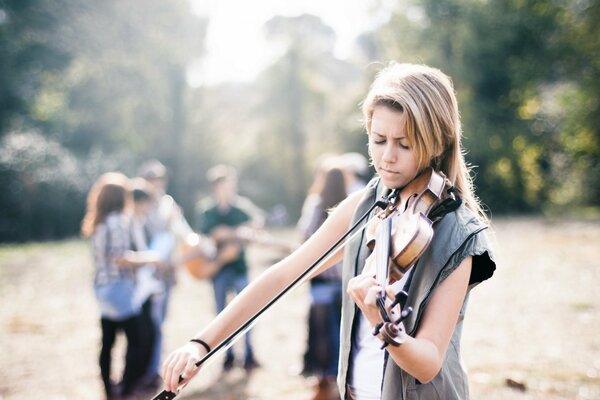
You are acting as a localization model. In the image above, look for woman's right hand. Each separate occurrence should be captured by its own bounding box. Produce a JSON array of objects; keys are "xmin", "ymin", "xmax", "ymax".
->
[{"xmin": 162, "ymin": 341, "xmax": 208, "ymax": 392}]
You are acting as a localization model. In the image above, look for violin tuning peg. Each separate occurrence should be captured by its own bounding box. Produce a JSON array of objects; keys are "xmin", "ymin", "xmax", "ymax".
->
[
  {"xmin": 372, "ymin": 322, "xmax": 383, "ymax": 336},
  {"xmin": 390, "ymin": 290, "xmax": 409, "ymax": 309},
  {"xmin": 395, "ymin": 290, "xmax": 408, "ymax": 302},
  {"xmin": 396, "ymin": 306, "xmax": 413, "ymax": 324}
]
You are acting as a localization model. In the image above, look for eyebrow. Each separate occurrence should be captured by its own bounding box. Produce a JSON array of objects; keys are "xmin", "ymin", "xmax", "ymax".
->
[{"xmin": 372, "ymin": 131, "xmax": 407, "ymax": 140}]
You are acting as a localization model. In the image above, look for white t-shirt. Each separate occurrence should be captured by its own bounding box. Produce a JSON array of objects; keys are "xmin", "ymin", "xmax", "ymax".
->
[{"xmin": 349, "ymin": 268, "xmax": 412, "ymax": 400}]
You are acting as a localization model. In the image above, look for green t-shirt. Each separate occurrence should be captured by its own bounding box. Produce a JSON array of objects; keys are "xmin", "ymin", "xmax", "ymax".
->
[{"xmin": 195, "ymin": 197, "xmax": 253, "ymax": 276}]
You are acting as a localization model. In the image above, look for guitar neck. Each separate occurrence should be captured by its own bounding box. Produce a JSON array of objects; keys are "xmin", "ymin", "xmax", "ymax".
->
[{"xmin": 234, "ymin": 227, "xmax": 296, "ymax": 253}]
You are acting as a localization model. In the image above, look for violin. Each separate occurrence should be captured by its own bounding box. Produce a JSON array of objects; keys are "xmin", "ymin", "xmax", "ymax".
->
[{"xmin": 363, "ymin": 167, "xmax": 456, "ymax": 347}]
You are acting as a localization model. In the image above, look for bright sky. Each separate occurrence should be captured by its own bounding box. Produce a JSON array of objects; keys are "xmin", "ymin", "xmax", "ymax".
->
[{"xmin": 189, "ymin": 0, "xmax": 391, "ymax": 86}]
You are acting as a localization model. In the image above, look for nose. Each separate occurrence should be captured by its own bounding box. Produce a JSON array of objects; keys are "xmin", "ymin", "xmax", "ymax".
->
[{"xmin": 382, "ymin": 142, "xmax": 397, "ymax": 163}]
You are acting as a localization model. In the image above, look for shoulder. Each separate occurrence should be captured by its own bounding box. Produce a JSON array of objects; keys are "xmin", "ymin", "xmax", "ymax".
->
[
  {"xmin": 344, "ymin": 177, "xmax": 384, "ymax": 223},
  {"xmin": 435, "ymin": 203, "xmax": 487, "ymax": 241},
  {"xmin": 302, "ymin": 194, "xmax": 323, "ymax": 213},
  {"xmin": 196, "ymin": 197, "xmax": 217, "ymax": 214},
  {"xmin": 333, "ymin": 185, "xmax": 373, "ymax": 226},
  {"xmin": 232, "ymin": 195, "xmax": 255, "ymax": 210},
  {"xmin": 232, "ymin": 195, "xmax": 263, "ymax": 216},
  {"xmin": 353, "ymin": 177, "xmax": 381, "ymax": 207},
  {"xmin": 433, "ymin": 203, "xmax": 496, "ymax": 285},
  {"xmin": 105, "ymin": 212, "xmax": 126, "ymax": 229},
  {"xmin": 91, "ymin": 221, "xmax": 108, "ymax": 240}
]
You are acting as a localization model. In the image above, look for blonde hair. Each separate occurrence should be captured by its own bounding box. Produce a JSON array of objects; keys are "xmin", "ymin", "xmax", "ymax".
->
[
  {"xmin": 362, "ymin": 62, "xmax": 487, "ymax": 221},
  {"xmin": 81, "ymin": 172, "xmax": 131, "ymax": 237}
]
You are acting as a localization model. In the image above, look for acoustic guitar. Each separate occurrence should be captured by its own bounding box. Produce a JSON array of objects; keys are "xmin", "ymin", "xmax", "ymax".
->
[{"xmin": 178, "ymin": 228, "xmax": 296, "ymax": 280}]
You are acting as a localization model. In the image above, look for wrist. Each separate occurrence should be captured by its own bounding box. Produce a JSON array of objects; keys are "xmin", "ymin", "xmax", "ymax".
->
[{"xmin": 190, "ymin": 338, "xmax": 211, "ymax": 354}]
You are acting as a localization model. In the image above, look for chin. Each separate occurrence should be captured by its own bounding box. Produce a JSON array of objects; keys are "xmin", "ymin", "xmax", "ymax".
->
[{"xmin": 379, "ymin": 175, "xmax": 407, "ymax": 190}]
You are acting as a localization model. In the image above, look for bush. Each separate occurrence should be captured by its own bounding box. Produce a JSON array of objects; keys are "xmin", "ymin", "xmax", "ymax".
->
[{"xmin": 0, "ymin": 131, "xmax": 89, "ymax": 242}]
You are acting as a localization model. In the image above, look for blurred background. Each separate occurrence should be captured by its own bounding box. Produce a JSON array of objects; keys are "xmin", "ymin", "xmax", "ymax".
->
[
  {"xmin": 0, "ymin": 0, "xmax": 598, "ymax": 240},
  {"xmin": 1, "ymin": 1, "xmax": 599, "ymax": 399}
]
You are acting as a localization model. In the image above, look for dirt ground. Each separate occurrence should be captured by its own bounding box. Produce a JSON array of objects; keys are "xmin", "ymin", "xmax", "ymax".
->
[{"xmin": 1, "ymin": 217, "xmax": 599, "ymax": 400}]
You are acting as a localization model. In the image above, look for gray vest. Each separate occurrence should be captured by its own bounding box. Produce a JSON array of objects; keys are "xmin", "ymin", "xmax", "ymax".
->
[{"xmin": 338, "ymin": 178, "xmax": 496, "ymax": 400}]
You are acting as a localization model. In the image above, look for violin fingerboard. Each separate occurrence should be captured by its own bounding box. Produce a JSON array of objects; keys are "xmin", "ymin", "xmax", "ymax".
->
[{"xmin": 151, "ymin": 390, "xmax": 177, "ymax": 400}]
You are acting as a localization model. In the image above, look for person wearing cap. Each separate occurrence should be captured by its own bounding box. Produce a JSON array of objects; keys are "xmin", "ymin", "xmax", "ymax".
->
[
  {"xmin": 194, "ymin": 164, "xmax": 265, "ymax": 372},
  {"xmin": 137, "ymin": 159, "xmax": 195, "ymax": 390},
  {"xmin": 340, "ymin": 152, "xmax": 370, "ymax": 194}
]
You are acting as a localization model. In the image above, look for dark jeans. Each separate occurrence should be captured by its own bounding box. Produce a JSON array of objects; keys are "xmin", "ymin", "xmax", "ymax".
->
[
  {"xmin": 212, "ymin": 267, "xmax": 254, "ymax": 361},
  {"xmin": 303, "ymin": 281, "xmax": 342, "ymax": 378},
  {"xmin": 99, "ymin": 299, "xmax": 154, "ymax": 396}
]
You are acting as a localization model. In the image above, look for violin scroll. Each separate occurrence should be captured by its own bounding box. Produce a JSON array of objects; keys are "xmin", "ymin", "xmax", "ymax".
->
[{"xmin": 373, "ymin": 305, "xmax": 413, "ymax": 348}]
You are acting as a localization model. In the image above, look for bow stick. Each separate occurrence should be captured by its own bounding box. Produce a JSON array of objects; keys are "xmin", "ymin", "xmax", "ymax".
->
[{"xmin": 150, "ymin": 189, "xmax": 398, "ymax": 400}]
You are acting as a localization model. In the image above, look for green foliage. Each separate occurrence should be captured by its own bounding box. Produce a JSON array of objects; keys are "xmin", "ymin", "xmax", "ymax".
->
[
  {"xmin": 376, "ymin": 0, "xmax": 600, "ymax": 214},
  {"xmin": 0, "ymin": 132, "xmax": 86, "ymax": 241},
  {"xmin": 0, "ymin": 0, "xmax": 76, "ymax": 133},
  {"xmin": 0, "ymin": 0, "xmax": 209, "ymax": 240},
  {"xmin": 1, "ymin": 0, "xmax": 598, "ymax": 241}
]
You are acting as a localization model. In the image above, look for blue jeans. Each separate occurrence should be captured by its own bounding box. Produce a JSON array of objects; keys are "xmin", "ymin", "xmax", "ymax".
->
[
  {"xmin": 147, "ymin": 285, "xmax": 171, "ymax": 377},
  {"xmin": 212, "ymin": 268, "xmax": 254, "ymax": 361}
]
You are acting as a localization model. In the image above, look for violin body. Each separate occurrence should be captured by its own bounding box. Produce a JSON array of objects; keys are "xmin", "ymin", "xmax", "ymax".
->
[
  {"xmin": 388, "ymin": 211, "xmax": 433, "ymax": 281},
  {"xmin": 366, "ymin": 167, "xmax": 448, "ymax": 282}
]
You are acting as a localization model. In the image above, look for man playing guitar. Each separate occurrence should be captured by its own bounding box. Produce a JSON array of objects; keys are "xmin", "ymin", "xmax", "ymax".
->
[{"xmin": 193, "ymin": 164, "xmax": 264, "ymax": 372}]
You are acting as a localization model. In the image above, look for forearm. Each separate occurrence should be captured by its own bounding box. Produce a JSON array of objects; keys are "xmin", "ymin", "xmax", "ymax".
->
[
  {"xmin": 349, "ymin": 257, "xmax": 472, "ymax": 384},
  {"xmin": 191, "ymin": 260, "xmax": 290, "ymax": 347},
  {"xmin": 191, "ymin": 220, "xmax": 347, "ymax": 347},
  {"xmin": 387, "ymin": 258, "xmax": 472, "ymax": 382},
  {"xmin": 118, "ymin": 250, "xmax": 163, "ymax": 268},
  {"xmin": 386, "ymin": 334, "xmax": 443, "ymax": 383}
]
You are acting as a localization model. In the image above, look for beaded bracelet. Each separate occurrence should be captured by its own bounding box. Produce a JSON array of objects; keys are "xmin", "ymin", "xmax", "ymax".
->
[{"xmin": 190, "ymin": 338, "xmax": 211, "ymax": 353}]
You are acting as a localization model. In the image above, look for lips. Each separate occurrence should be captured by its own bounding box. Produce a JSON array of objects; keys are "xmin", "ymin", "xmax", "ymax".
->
[{"xmin": 380, "ymin": 167, "xmax": 399, "ymax": 175}]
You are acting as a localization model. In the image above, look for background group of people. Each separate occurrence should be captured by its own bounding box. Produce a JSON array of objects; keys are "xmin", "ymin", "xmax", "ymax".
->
[
  {"xmin": 82, "ymin": 153, "xmax": 370, "ymax": 400},
  {"xmin": 82, "ymin": 160, "xmax": 194, "ymax": 399}
]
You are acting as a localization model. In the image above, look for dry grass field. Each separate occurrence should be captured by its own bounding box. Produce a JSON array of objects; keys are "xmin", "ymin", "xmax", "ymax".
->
[{"xmin": 1, "ymin": 217, "xmax": 599, "ymax": 400}]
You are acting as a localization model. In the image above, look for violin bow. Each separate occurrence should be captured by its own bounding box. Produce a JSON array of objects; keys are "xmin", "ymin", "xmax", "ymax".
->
[{"xmin": 150, "ymin": 190, "xmax": 397, "ymax": 400}]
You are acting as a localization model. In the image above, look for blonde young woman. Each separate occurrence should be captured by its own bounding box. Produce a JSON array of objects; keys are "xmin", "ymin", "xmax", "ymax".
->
[{"xmin": 162, "ymin": 63, "xmax": 496, "ymax": 400}]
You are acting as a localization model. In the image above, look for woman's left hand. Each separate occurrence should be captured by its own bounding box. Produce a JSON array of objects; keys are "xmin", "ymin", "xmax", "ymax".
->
[{"xmin": 347, "ymin": 272, "xmax": 386, "ymax": 327}]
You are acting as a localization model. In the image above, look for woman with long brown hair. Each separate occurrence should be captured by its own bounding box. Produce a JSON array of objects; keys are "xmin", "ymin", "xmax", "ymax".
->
[
  {"xmin": 299, "ymin": 166, "xmax": 348, "ymax": 399},
  {"xmin": 82, "ymin": 172, "xmax": 158, "ymax": 399}
]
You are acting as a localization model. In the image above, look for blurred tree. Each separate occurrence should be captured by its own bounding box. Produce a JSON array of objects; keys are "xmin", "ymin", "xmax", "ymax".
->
[
  {"xmin": 0, "ymin": 131, "xmax": 87, "ymax": 241},
  {"xmin": 0, "ymin": 0, "xmax": 209, "ymax": 240},
  {"xmin": 35, "ymin": 1, "xmax": 208, "ymax": 210},
  {"xmin": 243, "ymin": 14, "xmax": 363, "ymax": 218},
  {"xmin": 0, "ymin": 0, "xmax": 75, "ymax": 134},
  {"xmin": 376, "ymin": 0, "xmax": 600, "ymax": 214},
  {"xmin": 2, "ymin": 0, "xmax": 598, "ymax": 241},
  {"xmin": 552, "ymin": 1, "xmax": 600, "ymax": 210}
]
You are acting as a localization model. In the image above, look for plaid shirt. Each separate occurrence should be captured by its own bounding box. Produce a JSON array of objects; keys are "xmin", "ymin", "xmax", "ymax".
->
[{"xmin": 92, "ymin": 212, "xmax": 135, "ymax": 285}]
